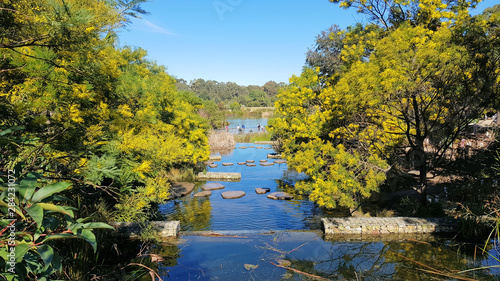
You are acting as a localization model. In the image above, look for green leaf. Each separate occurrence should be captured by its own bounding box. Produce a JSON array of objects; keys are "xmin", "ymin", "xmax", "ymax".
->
[
  {"xmin": 15, "ymin": 241, "xmax": 32, "ymax": 262},
  {"xmin": 18, "ymin": 173, "xmax": 38, "ymax": 202},
  {"xmin": 26, "ymin": 203, "xmax": 44, "ymax": 226},
  {"xmin": 81, "ymin": 222, "xmax": 115, "ymax": 230},
  {"xmin": 42, "ymin": 233, "xmax": 79, "ymax": 242},
  {"xmin": 78, "ymin": 229, "xmax": 97, "ymax": 252},
  {"xmin": 31, "ymin": 182, "xmax": 71, "ymax": 203},
  {"xmin": 0, "ymin": 126, "xmax": 24, "ymax": 136},
  {"xmin": 37, "ymin": 203, "xmax": 71, "ymax": 216},
  {"xmin": 36, "ymin": 245, "xmax": 54, "ymax": 273}
]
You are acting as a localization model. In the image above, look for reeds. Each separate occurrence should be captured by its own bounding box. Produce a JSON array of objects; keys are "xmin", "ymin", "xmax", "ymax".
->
[{"xmin": 208, "ymin": 130, "xmax": 236, "ymax": 149}]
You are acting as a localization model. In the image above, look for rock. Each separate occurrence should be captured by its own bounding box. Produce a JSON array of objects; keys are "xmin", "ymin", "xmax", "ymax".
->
[
  {"xmin": 267, "ymin": 192, "xmax": 293, "ymax": 200},
  {"xmin": 246, "ymin": 163, "xmax": 256, "ymax": 167},
  {"xmin": 169, "ymin": 182, "xmax": 195, "ymax": 199},
  {"xmin": 249, "ymin": 146, "xmax": 255, "ymax": 148},
  {"xmin": 255, "ymin": 188, "xmax": 271, "ymax": 194},
  {"xmin": 255, "ymin": 146, "xmax": 263, "ymax": 149},
  {"xmin": 202, "ymin": 183, "xmax": 225, "ymax": 191},
  {"xmin": 259, "ymin": 159, "xmax": 268, "ymax": 162},
  {"xmin": 246, "ymin": 160, "xmax": 255, "ymax": 163},
  {"xmin": 222, "ymin": 162, "xmax": 234, "ymax": 166},
  {"xmin": 209, "ymin": 155, "xmax": 222, "ymax": 161},
  {"xmin": 238, "ymin": 146, "xmax": 248, "ymax": 149},
  {"xmin": 237, "ymin": 162, "xmax": 246, "ymax": 165},
  {"xmin": 209, "ymin": 164, "xmax": 218, "ymax": 168},
  {"xmin": 260, "ymin": 162, "xmax": 274, "ymax": 166},
  {"xmin": 267, "ymin": 153, "xmax": 281, "ymax": 159},
  {"xmin": 221, "ymin": 191, "xmax": 245, "ymax": 199},
  {"xmin": 274, "ymin": 160, "xmax": 287, "ymax": 164},
  {"xmin": 193, "ymin": 191, "xmax": 212, "ymax": 197},
  {"xmin": 204, "ymin": 160, "xmax": 214, "ymax": 165},
  {"xmin": 265, "ymin": 147, "xmax": 272, "ymax": 150}
]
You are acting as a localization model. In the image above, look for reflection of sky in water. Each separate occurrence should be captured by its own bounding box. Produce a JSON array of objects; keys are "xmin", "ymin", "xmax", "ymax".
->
[
  {"xmin": 159, "ymin": 231, "xmax": 498, "ymax": 280},
  {"xmin": 159, "ymin": 143, "xmax": 347, "ymax": 231}
]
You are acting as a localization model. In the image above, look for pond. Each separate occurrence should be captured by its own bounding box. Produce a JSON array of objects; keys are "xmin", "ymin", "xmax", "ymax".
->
[
  {"xmin": 155, "ymin": 144, "xmax": 500, "ymax": 280},
  {"xmin": 223, "ymin": 117, "xmax": 269, "ymax": 134}
]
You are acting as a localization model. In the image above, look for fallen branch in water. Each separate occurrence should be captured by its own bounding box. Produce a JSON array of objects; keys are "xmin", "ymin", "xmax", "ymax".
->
[
  {"xmin": 269, "ymin": 261, "xmax": 330, "ymax": 280},
  {"xmin": 194, "ymin": 232, "xmax": 247, "ymax": 238}
]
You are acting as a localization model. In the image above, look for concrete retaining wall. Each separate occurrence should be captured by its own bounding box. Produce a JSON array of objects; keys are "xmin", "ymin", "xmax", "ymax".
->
[
  {"xmin": 322, "ymin": 217, "xmax": 458, "ymax": 236},
  {"xmin": 198, "ymin": 172, "xmax": 241, "ymax": 181},
  {"xmin": 112, "ymin": 221, "xmax": 180, "ymax": 238}
]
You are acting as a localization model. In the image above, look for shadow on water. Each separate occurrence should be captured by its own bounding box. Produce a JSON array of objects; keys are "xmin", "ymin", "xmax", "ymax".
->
[{"xmin": 152, "ymin": 231, "xmax": 499, "ymax": 280}]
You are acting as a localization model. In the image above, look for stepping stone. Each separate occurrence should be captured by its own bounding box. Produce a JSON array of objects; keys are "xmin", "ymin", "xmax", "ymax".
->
[
  {"xmin": 274, "ymin": 160, "xmax": 287, "ymax": 164},
  {"xmin": 267, "ymin": 192, "xmax": 293, "ymax": 200},
  {"xmin": 193, "ymin": 191, "xmax": 212, "ymax": 197},
  {"xmin": 265, "ymin": 147, "xmax": 272, "ymax": 150},
  {"xmin": 221, "ymin": 191, "xmax": 245, "ymax": 199},
  {"xmin": 249, "ymin": 146, "xmax": 255, "ymax": 148},
  {"xmin": 222, "ymin": 162, "xmax": 234, "ymax": 166},
  {"xmin": 237, "ymin": 162, "xmax": 246, "ymax": 165},
  {"xmin": 204, "ymin": 160, "xmax": 214, "ymax": 165},
  {"xmin": 255, "ymin": 188, "xmax": 271, "ymax": 194},
  {"xmin": 246, "ymin": 163, "xmax": 256, "ymax": 167},
  {"xmin": 202, "ymin": 183, "xmax": 225, "ymax": 191},
  {"xmin": 255, "ymin": 146, "xmax": 263, "ymax": 149},
  {"xmin": 259, "ymin": 159, "xmax": 268, "ymax": 162},
  {"xmin": 209, "ymin": 155, "xmax": 222, "ymax": 161},
  {"xmin": 238, "ymin": 146, "xmax": 248, "ymax": 149},
  {"xmin": 260, "ymin": 162, "xmax": 274, "ymax": 166},
  {"xmin": 209, "ymin": 164, "xmax": 218, "ymax": 168},
  {"xmin": 169, "ymin": 182, "xmax": 196, "ymax": 199},
  {"xmin": 246, "ymin": 160, "xmax": 255, "ymax": 163}
]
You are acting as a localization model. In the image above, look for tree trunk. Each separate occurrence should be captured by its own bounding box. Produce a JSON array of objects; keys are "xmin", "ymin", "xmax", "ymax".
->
[{"xmin": 419, "ymin": 153, "xmax": 428, "ymax": 206}]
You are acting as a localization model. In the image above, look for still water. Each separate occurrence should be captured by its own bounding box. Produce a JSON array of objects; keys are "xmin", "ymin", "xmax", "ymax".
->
[{"xmin": 156, "ymin": 144, "xmax": 500, "ymax": 280}]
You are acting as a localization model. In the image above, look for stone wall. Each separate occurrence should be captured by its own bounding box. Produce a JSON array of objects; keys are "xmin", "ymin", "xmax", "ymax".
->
[{"xmin": 322, "ymin": 217, "xmax": 458, "ymax": 236}]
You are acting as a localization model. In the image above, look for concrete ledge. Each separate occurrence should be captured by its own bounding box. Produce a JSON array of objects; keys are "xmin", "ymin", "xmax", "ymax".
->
[
  {"xmin": 198, "ymin": 172, "xmax": 241, "ymax": 181},
  {"xmin": 322, "ymin": 217, "xmax": 458, "ymax": 235},
  {"xmin": 112, "ymin": 221, "xmax": 180, "ymax": 238}
]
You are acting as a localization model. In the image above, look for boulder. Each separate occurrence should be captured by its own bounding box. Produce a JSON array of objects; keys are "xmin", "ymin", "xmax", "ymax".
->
[
  {"xmin": 221, "ymin": 191, "xmax": 246, "ymax": 199},
  {"xmin": 169, "ymin": 182, "xmax": 196, "ymax": 199},
  {"xmin": 193, "ymin": 191, "xmax": 212, "ymax": 197},
  {"xmin": 222, "ymin": 162, "xmax": 234, "ymax": 166},
  {"xmin": 267, "ymin": 192, "xmax": 293, "ymax": 200},
  {"xmin": 202, "ymin": 183, "xmax": 225, "ymax": 191},
  {"xmin": 255, "ymin": 188, "xmax": 271, "ymax": 194}
]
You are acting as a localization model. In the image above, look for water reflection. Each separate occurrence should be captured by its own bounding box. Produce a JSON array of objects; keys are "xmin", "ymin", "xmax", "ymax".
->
[{"xmin": 159, "ymin": 143, "xmax": 347, "ymax": 231}]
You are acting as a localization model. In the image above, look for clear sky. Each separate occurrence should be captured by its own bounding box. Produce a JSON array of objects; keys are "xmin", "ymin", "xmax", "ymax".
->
[{"xmin": 118, "ymin": 0, "xmax": 499, "ymax": 86}]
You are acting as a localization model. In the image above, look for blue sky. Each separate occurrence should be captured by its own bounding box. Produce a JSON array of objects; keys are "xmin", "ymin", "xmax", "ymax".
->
[{"xmin": 118, "ymin": 0, "xmax": 500, "ymax": 86}]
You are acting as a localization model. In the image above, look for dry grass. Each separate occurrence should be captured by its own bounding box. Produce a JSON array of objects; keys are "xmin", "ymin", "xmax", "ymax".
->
[{"xmin": 208, "ymin": 131, "xmax": 236, "ymax": 149}]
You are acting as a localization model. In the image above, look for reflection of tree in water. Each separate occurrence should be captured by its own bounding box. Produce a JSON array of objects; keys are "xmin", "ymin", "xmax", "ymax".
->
[{"xmin": 166, "ymin": 197, "xmax": 212, "ymax": 231}]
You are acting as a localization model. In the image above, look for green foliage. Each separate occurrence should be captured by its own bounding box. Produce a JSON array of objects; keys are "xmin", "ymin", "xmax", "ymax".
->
[{"xmin": 0, "ymin": 173, "xmax": 114, "ymax": 281}]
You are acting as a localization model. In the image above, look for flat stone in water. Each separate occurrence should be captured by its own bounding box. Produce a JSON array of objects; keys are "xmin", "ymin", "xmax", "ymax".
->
[
  {"xmin": 260, "ymin": 162, "xmax": 274, "ymax": 166},
  {"xmin": 237, "ymin": 162, "xmax": 246, "ymax": 165},
  {"xmin": 259, "ymin": 159, "xmax": 268, "ymax": 162},
  {"xmin": 246, "ymin": 163, "xmax": 256, "ymax": 167},
  {"xmin": 267, "ymin": 192, "xmax": 294, "ymax": 200},
  {"xmin": 255, "ymin": 146, "xmax": 263, "ymax": 149},
  {"xmin": 246, "ymin": 160, "xmax": 255, "ymax": 163},
  {"xmin": 255, "ymin": 188, "xmax": 271, "ymax": 194},
  {"xmin": 221, "ymin": 191, "xmax": 245, "ymax": 199},
  {"xmin": 193, "ymin": 191, "xmax": 212, "ymax": 197},
  {"xmin": 209, "ymin": 164, "xmax": 218, "ymax": 168},
  {"xmin": 204, "ymin": 160, "xmax": 214, "ymax": 165},
  {"xmin": 169, "ymin": 182, "xmax": 195, "ymax": 199},
  {"xmin": 249, "ymin": 146, "xmax": 255, "ymax": 148},
  {"xmin": 274, "ymin": 160, "xmax": 287, "ymax": 164},
  {"xmin": 222, "ymin": 162, "xmax": 234, "ymax": 166},
  {"xmin": 238, "ymin": 146, "xmax": 248, "ymax": 149},
  {"xmin": 202, "ymin": 183, "xmax": 225, "ymax": 191},
  {"xmin": 265, "ymin": 147, "xmax": 272, "ymax": 150}
]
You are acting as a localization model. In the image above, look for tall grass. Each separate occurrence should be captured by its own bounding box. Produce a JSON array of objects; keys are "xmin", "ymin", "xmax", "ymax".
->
[
  {"xmin": 234, "ymin": 132, "xmax": 271, "ymax": 143},
  {"xmin": 208, "ymin": 130, "xmax": 236, "ymax": 149}
]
